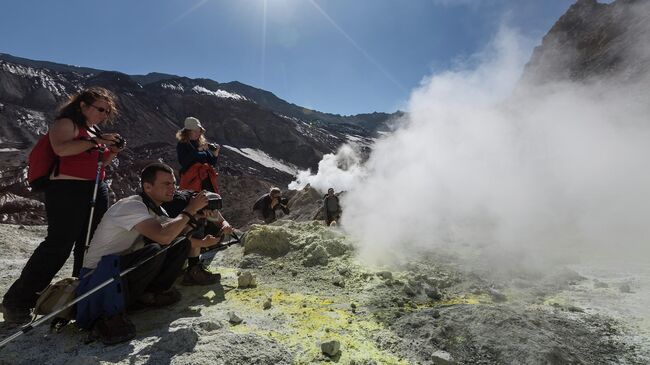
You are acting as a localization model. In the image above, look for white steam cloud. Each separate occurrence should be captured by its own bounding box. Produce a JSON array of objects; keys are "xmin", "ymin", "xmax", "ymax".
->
[
  {"xmin": 288, "ymin": 144, "xmax": 366, "ymax": 194},
  {"xmin": 335, "ymin": 25, "xmax": 650, "ymax": 265}
]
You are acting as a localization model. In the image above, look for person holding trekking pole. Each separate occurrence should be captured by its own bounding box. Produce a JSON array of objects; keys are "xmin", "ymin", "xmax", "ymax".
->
[{"xmin": 1, "ymin": 87, "xmax": 124, "ymax": 325}]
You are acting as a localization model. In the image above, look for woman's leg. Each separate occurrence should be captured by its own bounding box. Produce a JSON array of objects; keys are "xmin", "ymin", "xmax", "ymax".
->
[{"xmin": 2, "ymin": 180, "xmax": 92, "ymax": 309}]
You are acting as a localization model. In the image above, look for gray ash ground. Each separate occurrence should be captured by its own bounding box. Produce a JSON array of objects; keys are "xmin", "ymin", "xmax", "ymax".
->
[{"xmin": 0, "ymin": 222, "xmax": 648, "ymax": 364}]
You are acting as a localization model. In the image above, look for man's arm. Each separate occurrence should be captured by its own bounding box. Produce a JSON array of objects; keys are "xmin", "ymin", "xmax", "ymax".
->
[{"xmin": 134, "ymin": 192, "xmax": 208, "ymax": 245}]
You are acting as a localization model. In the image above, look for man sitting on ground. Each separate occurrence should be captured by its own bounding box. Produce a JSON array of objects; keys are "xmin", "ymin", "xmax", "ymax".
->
[
  {"xmin": 76, "ymin": 162, "xmax": 222, "ymax": 345},
  {"xmin": 252, "ymin": 187, "xmax": 290, "ymax": 224}
]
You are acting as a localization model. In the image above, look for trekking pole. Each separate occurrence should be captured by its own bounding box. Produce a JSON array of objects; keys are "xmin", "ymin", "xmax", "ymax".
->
[
  {"xmin": 200, "ymin": 231, "xmax": 241, "ymax": 255},
  {"xmin": 84, "ymin": 146, "xmax": 107, "ymax": 250},
  {"xmin": 0, "ymin": 236, "xmax": 187, "ymax": 349}
]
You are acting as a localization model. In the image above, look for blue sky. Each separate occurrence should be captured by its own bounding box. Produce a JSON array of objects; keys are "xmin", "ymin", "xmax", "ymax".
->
[{"xmin": 0, "ymin": 0, "xmax": 577, "ymax": 115}]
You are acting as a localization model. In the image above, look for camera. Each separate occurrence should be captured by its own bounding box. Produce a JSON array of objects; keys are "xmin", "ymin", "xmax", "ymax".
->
[
  {"xmin": 113, "ymin": 135, "xmax": 126, "ymax": 149},
  {"xmin": 208, "ymin": 143, "xmax": 220, "ymax": 151},
  {"xmin": 204, "ymin": 191, "xmax": 222, "ymax": 211},
  {"xmin": 280, "ymin": 197, "xmax": 289, "ymax": 205}
]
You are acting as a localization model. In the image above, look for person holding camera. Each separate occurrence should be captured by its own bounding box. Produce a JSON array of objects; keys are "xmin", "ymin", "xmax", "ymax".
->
[
  {"xmin": 253, "ymin": 187, "xmax": 290, "ymax": 224},
  {"xmin": 1, "ymin": 87, "xmax": 125, "ymax": 325},
  {"xmin": 176, "ymin": 117, "xmax": 220, "ymax": 193},
  {"xmin": 161, "ymin": 190, "xmax": 233, "ymax": 286},
  {"xmin": 75, "ymin": 163, "xmax": 223, "ymax": 344}
]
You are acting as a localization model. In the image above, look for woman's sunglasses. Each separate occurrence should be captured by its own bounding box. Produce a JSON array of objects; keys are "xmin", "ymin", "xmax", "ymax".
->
[{"xmin": 88, "ymin": 104, "xmax": 111, "ymax": 115}]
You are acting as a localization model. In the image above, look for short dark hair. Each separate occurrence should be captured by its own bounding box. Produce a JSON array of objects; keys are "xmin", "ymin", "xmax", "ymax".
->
[{"xmin": 140, "ymin": 162, "xmax": 174, "ymax": 189}]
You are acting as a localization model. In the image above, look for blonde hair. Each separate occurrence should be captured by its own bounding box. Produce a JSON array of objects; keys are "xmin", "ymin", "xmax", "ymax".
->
[{"xmin": 175, "ymin": 129, "xmax": 207, "ymax": 145}]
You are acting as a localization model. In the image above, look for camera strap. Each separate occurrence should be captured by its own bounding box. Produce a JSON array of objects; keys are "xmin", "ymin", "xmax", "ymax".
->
[{"xmin": 139, "ymin": 191, "xmax": 168, "ymax": 218}]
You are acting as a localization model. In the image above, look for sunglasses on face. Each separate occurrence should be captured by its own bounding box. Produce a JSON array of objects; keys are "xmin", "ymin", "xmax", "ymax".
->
[{"xmin": 88, "ymin": 104, "xmax": 111, "ymax": 115}]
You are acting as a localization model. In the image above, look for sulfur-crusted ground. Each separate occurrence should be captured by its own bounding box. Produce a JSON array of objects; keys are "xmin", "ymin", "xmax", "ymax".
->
[{"xmin": 0, "ymin": 222, "xmax": 648, "ymax": 364}]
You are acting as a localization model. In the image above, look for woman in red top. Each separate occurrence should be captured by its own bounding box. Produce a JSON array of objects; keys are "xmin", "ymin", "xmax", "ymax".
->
[{"xmin": 1, "ymin": 87, "xmax": 124, "ymax": 324}]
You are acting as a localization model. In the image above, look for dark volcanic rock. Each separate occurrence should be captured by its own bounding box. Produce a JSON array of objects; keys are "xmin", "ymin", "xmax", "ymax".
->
[{"xmin": 521, "ymin": 0, "xmax": 650, "ymax": 86}]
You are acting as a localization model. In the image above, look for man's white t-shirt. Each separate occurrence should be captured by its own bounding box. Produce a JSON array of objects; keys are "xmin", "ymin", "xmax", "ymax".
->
[{"xmin": 83, "ymin": 195, "xmax": 167, "ymax": 269}]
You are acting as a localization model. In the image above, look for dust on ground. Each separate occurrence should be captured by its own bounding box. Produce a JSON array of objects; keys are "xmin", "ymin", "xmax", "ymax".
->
[{"xmin": 0, "ymin": 222, "xmax": 648, "ymax": 364}]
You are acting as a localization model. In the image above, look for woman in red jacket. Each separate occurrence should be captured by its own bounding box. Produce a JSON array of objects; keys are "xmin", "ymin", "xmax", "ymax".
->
[
  {"xmin": 176, "ymin": 117, "xmax": 220, "ymax": 193},
  {"xmin": 1, "ymin": 87, "xmax": 124, "ymax": 324}
]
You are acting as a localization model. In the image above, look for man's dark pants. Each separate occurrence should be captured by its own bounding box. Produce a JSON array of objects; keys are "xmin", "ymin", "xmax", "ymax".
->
[{"xmin": 120, "ymin": 239, "xmax": 190, "ymax": 308}]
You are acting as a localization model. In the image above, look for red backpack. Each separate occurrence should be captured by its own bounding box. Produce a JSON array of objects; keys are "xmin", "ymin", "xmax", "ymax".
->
[{"xmin": 27, "ymin": 133, "xmax": 58, "ymax": 191}]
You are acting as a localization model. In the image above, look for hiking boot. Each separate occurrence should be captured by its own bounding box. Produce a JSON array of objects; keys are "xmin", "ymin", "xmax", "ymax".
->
[
  {"xmin": 0, "ymin": 303, "xmax": 31, "ymax": 325},
  {"xmin": 181, "ymin": 265, "xmax": 221, "ymax": 286},
  {"xmin": 92, "ymin": 313, "xmax": 136, "ymax": 345},
  {"xmin": 135, "ymin": 287, "xmax": 182, "ymax": 309}
]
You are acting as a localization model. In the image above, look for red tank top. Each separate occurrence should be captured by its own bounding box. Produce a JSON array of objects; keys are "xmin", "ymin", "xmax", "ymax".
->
[{"xmin": 57, "ymin": 127, "xmax": 109, "ymax": 180}]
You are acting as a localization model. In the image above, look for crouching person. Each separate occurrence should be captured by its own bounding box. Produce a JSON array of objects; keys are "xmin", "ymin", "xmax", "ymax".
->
[
  {"xmin": 75, "ymin": 163, "xmax": 209, "ymax": 345},
  {"xmin": 161, "ymin": 190, "xmax": 234, "ymax": 285}
]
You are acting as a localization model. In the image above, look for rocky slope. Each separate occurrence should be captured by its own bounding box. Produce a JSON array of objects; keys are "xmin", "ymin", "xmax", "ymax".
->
[
  {"xmin": 521, "ymin": 0, "xmax": 650, "ymax": 86},
  {"xmin": 0, "ymin": 55, "xmax": 386, "ymax": 225}
]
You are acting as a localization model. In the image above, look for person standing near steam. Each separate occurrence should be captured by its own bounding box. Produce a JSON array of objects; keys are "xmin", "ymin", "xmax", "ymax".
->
[
  {"xmin": 176, "ymin": 117, "xmax": 220, "ymax": 193},
  {"xmin": 323, "ymin": 188, "xmax": 342, "ymax": 226}
]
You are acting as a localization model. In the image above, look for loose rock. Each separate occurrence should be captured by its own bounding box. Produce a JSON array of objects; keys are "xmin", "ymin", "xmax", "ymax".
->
[
  {"xmin": 238, "ymin": 272, "xmax": 257, "ymax": 288},
  {"xmin": 321, "ymin": 340, "xmax": 341, "ymax": 357},
  {"xmin": 431, "ymin": 350, "xmax": 456, "ymax": 365},
  {"xmin": 377, "ymin": 271, "xmax": 393, "ymax": 280},
  {"xmin": 228, "ymin": 312, "xmax": 243, "ymax": 325},
  {"xmin": 619, "ymin": 283, "xmax": 632, "ymax": 293}
]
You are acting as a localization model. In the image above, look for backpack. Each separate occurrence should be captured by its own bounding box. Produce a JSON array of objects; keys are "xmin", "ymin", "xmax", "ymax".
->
[
  {"xmin": 27, "ymin": 133, "xmax": 58, "ymax": 191},
  {"xmin": 33, "ymin": 277, "xmax": 79, "ymax": 320}
]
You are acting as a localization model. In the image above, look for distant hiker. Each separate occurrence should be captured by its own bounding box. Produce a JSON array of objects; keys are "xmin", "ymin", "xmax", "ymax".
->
[
  {"xmin": 176, "ymin": 117, "xmax": 220, "ymax": 193},
  {"xmin": 162, "ymin": 190, "xmax": 233, "ymax": 286},
  {"xmin": 253, "ymin": 187, "xmax": 290, "ymax": 224},
  {"xmin": 75, "ymin": 163, "xmax": 222, "ymax": 345},
  {"xmin": 323, "ymin": 188, "xmax": 342, "ymax": 226},
  {"xmin": 1, "ymin": 87, "xmax": 124, "ymax": 325}
]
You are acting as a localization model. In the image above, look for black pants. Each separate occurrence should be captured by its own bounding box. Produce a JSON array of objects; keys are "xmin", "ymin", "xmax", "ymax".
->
[
  {"xmin": 120, "ymin": 239, "xmax": 190, "ymax": 309},
  {"xmin": 2, "ymin": 180, "xmax": 108, "ymax": 309},
  {"xmin": 326, "ymin": 211, "xmax": 340, "ymax": 225}
]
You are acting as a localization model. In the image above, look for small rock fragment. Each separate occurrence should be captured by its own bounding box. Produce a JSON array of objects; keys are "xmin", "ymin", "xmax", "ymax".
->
[
  {"xmin": 263, "ymin": 298, "xmax": 272, "ymax": 310},
  {"xmin": 404, "ymin": 284, "xmax": 417, "ymax": 296},
  {"xmin": 228, "ymin": 312, "xmax": 243, "ymax": 325},
  {"xmin": 593, "ymin": 279, "xmax": 609, "ymax": 289},
  {"xmin": 619, "ymin": 283, "xmax": 632, "ymax": 293},
  {"xmin": 321, "ymin": 340, "xmax": 341, "ymax": 357},
  {"xmin": 431, "ymin": 350, "xmax": 456, "ymax": 365},
  {"xmin": 332, "ymin": 277, "xmax": 345, "ymax": 288},
  {"xmin": 377, "ymin": 271, "xmax": 393, "ymax": 280},
  {"xmin": 425, "ymin": 287, "xmax": 443, "ymax": 300},
  {"xmin": 238, "ymin": 272, "xmax": 257, "ymax": 288},
  {"xmin": 197, "ymin": 320, "xmax": 223, "ymax": 332},
  {"xmin": 488, "ymin": 288, "xmax": 507, "ymax": 302}
]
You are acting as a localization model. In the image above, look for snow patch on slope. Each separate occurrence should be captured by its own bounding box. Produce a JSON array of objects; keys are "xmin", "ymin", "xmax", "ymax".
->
[
  {"xmin": 17, "ymin": 109, "xmax": 47, "ymax": 135},
  {"xmin": 224, "ymin": 146, "xmax": 298, "ymax": 175},
  {"xmin": 161, "ymin": 83, "xmax": 185, "ymax": 92},
  {"xmin": 191, "ymin": 86, "xmax": 246, "ymax": 101},
  {"xmin": 1, "ymin": 61, "xmax": 67, "ymax": 96}
]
